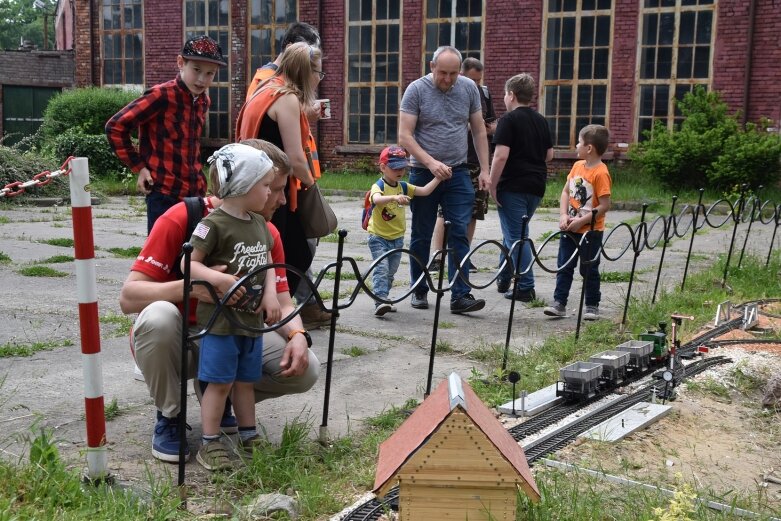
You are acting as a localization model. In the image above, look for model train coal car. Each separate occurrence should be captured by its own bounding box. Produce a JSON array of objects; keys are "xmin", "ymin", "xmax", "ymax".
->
[{"xmin": 556, "ymin": 325, "xmax": 669, "ymax": 401}]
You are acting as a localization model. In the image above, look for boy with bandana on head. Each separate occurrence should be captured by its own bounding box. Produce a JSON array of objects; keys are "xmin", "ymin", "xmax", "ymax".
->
[{"xmin": 184, "ymin": 143, "xmax": 282, "ymax": 471}]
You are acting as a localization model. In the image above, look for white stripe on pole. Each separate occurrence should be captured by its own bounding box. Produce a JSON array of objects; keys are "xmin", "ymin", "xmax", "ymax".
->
[
  {"xmin": 69, "ymin": 158, "xmax": 91, "ymax": 207},
  {"xmin": 82, "ymin": 353, "xmax": 104, "ymax": 399},
  {"xmin": 75, "ymin": 259, "xmax": 97, "ymax": 304}
]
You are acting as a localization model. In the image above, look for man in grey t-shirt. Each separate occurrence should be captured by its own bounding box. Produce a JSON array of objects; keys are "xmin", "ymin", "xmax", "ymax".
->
[{"xmin": 399, "ymin": 45, "xmax": 490, "ymax": 314}]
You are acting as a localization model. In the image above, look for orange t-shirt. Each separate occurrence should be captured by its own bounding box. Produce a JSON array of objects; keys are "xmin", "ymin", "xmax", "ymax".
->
[{"xmin": 565, "ymin": 160, "xmax": 612, "ymax": 233}]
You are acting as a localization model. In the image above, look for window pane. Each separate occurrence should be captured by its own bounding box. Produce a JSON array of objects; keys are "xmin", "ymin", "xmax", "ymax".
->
[
  {"xmin": 578, "ymin": 49, "xmax": 593, "ymax": 79},
  {"xmin": 679, "ymin": 11, "xmax": 695, "ymax": 44},
  {"xmin": 593, "ymin": 48, "xmax": 609, "ymax": 78},
  {"xmin": 560, "ymin": 49, "xmax": 574, "ymax": 79},
  {"xmin": 580, "ymin": 17, "xmax": 594, "ymax": 47},
  {"xmin": 677, "ymin": 47, "xmax": 693, "ymax": 78},
  {"xmin": 696, "ymin": 11, "xmax": 712, "ymax": 44},
  {"xmin": 659, "ymin": 13, "xmax": 674, "ymax": 45},
  {"xmin": 595, "ymin": 15, "xmax": 610, "ymax": 46},
  {"xmin": 656, "ymin": 47, "xmax": 672, "ymax": 78},
  {"xmin": 693, "ymin": 46, "xmax": 709, "ymax": 77}
]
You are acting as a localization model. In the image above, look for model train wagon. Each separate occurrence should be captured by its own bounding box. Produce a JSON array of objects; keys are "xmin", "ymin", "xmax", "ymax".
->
[{"xmin": 556, "ymin": 327, "xmax": 668, "ymax": 401}]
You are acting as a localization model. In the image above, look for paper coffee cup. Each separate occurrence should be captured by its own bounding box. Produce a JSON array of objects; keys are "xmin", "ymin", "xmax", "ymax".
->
[{"xmin": 316, "ymin": 99, "xmax": 331, "ymax": 119}]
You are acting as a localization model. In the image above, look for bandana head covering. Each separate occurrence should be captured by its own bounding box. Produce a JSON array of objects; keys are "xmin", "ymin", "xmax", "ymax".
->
[{"xmin": 207, "ymin": 143, "xmax": 274, "ymax": 199}]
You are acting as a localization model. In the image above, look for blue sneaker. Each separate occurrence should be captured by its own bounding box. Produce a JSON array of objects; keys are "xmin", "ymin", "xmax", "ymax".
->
[
  {"xmin": 220, "ymin": 407, "xmax": 238, "ymax": 434},
  {"xmin": 152, "ymin": 411, "xmax": 191, "ymax": 463}
]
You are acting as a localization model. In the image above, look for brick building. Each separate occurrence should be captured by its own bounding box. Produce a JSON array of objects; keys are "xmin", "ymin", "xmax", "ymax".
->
[{"xmin": 22, "ymin": 1, "xmax": 781, "ymax": 170}]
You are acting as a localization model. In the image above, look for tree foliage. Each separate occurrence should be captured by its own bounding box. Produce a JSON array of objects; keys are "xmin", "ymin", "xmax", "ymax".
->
[
  {"xmin": 0, "ymin": 0, "xmax": 57, "ymax": 50},
  {"xmin": 630, "ymin": 87, "xmax": 781, "ymax": 192}
]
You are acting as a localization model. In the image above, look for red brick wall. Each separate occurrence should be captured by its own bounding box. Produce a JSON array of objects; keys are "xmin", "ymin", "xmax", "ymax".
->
[
  {"xmin": 744, "ymin": 0, "xmax": 781, "ymax": 126},
  {"xmin": 143, "ymin": 3, "xmax": 183, "ymax": 87},
  {"xmin": 64, "ymin": 1, "xmax": 781, "ymax": 171},
  {"xmin": 608, "ymin": 0, "xmax": 640, "ymax": 146}
]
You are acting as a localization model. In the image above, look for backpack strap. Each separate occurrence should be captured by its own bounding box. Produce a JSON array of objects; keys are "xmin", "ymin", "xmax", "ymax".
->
[{"xmin": 173, "ymin": 196, "xmax": 206, "ymax": 279}]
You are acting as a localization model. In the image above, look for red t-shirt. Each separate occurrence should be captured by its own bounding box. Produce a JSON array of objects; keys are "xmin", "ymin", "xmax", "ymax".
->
[{"xmin": 130, "ymin": 197, "xmax": 289, "ymax": 324}]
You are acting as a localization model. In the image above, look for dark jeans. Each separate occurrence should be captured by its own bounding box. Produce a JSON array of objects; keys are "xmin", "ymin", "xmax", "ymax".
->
[
  {"xmin": 146, "ymin": 191, "xmax": 180, "ymax": 234},
  {"xmin": 553, "ymin": 230, "xmax": 603, "ymax": 307},
  {"xmin": 409, "ymin": 165, "xmax": 474, "ymax": 301}
]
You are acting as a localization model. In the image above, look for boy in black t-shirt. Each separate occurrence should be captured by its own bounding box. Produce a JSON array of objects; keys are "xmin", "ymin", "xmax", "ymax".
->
[{"xmin": 483, "ymin": 73, "xmax": 554, "ymax": 302}]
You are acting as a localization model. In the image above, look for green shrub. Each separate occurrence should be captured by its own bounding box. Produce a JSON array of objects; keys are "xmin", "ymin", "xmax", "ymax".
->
[
  {"xmin": 39, "ymin": 87, "xmax": 140, "ymax": 141},
  {"xmin": 52, "ymin": 129, "xmax": 130, "ymax": 180},
  {"xmin": 709, "ymin": 120, "xmax": 781, "ymax": 189},
  {"xmin": 630, "ymin": 87, "xmax": 781, "ymax": 191}
]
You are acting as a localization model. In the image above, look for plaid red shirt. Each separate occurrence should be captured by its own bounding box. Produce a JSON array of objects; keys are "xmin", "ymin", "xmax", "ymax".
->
[{"xmin": 105, "ymin": 75, "xmax": 208, "ymax": 199}]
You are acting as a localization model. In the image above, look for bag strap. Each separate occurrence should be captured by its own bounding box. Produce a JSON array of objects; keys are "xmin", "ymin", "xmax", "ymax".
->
[{"xmin": 172, "ymin": 196, "xmax": 206, "ymax": 279}]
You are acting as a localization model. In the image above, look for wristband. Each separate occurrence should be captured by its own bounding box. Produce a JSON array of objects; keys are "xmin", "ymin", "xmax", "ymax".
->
[{"xmin": 287, "ymin": 329, "xmax": 312, "ymax": 347}]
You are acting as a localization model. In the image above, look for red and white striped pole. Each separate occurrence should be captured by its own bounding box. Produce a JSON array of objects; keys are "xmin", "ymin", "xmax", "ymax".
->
[{"xmin": 69, "ymin": 157, "xmax": 109, "ymax": 481}]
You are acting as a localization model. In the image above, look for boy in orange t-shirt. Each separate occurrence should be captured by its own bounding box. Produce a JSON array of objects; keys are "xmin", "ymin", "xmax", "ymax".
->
[{"xmin": 544, "ymin": 125, "xmax": 612, "ymax": 321}]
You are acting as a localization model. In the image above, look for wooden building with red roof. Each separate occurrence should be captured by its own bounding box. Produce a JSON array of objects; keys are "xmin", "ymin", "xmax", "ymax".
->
[{"xmin": 373, "ymin": 373, "xmax": 539, "ymax": 521}]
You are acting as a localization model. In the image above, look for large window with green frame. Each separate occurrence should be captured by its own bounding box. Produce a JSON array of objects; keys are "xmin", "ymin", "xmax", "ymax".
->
[
  {"xmin": 184, "ymin": 0, "xmax": 230, "ymax": 140},
  {"xmin": 100, "ymin": 0, "xmax": 143, "ymax": 86},
  {"xmin": 636, "ymin": 0, "xmax": 715, "ymax": 140},
  {"xmin": 541, "ymin": 0, "xmax": 612, "ymax": 148},
  {"xmin": 346, "ymin": 0, "xmax": 401, "ymax": 144}
]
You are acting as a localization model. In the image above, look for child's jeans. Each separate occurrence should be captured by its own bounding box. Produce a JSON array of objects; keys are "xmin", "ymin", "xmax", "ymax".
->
[
  {"xmin": 553, "ymin": 230, "xmax": 603, "ymax": 307},
  {"xmin": 368, "ymin": 235, "xmax": 404, "ymax": 300},
  {"xmin": 496, "ymin": 191, "xmax": 542, "ymax": 291}
]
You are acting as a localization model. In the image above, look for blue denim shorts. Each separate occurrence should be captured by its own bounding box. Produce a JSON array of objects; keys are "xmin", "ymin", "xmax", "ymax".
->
[{"xmin": 198, "ymin": 334, "xmax": 263, "ymax": 383}]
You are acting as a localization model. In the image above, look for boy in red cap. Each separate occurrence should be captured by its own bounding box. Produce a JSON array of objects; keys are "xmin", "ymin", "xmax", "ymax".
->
[
  {"xmin": 106, "ymin": 35, "xmax": 227, "ymax": 233},
  {"xmin": 366, "ymin": 146, "xmax": 440, "ymax": 316}
]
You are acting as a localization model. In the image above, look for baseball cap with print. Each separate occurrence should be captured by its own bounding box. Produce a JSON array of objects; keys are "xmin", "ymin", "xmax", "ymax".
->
[
  {"xmin": 379, "ymin": 145, "xmax": 409, "ymax": 170},
  {"xmin": 181, "ymin": 35, "xmax": 227, "ymax": 67}
]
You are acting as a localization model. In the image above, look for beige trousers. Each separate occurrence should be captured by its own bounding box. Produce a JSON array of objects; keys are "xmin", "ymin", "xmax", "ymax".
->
[{"xmin": 132, "ymin": 301, "xmax": 320, "ymax": 418}]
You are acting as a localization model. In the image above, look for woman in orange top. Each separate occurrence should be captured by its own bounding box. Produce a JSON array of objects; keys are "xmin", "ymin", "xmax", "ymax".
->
[{"xmin": 236, "ymin": 42, "xmax": 323, "ymax": 298}]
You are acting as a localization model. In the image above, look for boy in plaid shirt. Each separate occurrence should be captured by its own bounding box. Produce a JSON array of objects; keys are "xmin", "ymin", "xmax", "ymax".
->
[{"xmin": 106, "ymin": 35, "xmax": 227, "ymax": 233}]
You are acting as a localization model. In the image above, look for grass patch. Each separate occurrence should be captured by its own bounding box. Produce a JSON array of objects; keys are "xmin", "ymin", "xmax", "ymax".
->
[
  {"xmin": 0, "ymin": 429, "xmax": 182, "ymax": 519},
  {"xmin": 103, "ymin": 398, "xmax": 124, "ymax": 421},
  {"xmin": 435, "ymin": 339, "xmax": 454, "ymax": 353},
  {"xmin": 685, "ymin": 376, "xmax": 732, "ymax": 402},
  {"xmin": 537, "ymin": 230, "xmax": 555, "ymax": 242},
  {"xmin": 439, "ymin": 320, "xmax": 456, "ymax": 329},
  {"xmin": 0, "ymin": 339, "xmax": 73, "ymax": 358},
  {"xmin": 100, "ymin": 311, "xmax": 134, "ymax": 336},
  {"xmin": 17, "ymin": 266, "xmax": 68, "ymax": 277},
  {"xmin": 106, "ymin": 246, "xmax": 142, "ymax": 258},
  {"xmin": 600, "ymin": 270, "xmax": 635, "ymax": 283},
  {"xmin": 0, "ymin": 251, "xmax": 11, "ymax": 263},
  {"xmin": 322, "ymin": 270, "xmax": 357, "ymax": 281},
  {"xmin": 340, "ymin": 345, "xmax": 368, "ymax": 357},
  {"xmin": 37, "ymin": 254, "xmax": 73, "ymax": 264},
  {"xmin": 319, "ymin": 232, "xmax": 341, "ymax": 243},
  {"xmin": 39, "ymin": 238, "xmax": 74, "ymax": 248},
  {"xmin": 0, "ymin": 216, "xmax": 10, "ymax": 224}
]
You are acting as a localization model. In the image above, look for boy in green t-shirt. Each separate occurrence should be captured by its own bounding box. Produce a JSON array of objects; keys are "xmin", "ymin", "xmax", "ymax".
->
[{"xmin": 366, "ymin": 146, "xmax": 440, "ymax": 316}]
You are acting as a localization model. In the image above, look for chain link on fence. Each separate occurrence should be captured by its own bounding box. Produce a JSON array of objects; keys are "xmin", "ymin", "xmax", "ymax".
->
[{"xmin": 0, "ymin": 157, "xmax": 74, "ymax": 198}]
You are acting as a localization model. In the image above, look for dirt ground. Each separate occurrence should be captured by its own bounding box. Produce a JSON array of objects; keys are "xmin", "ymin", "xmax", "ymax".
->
[{"xmin": 553, "ymin": 310, "xmax": 781, "ymax": 513}]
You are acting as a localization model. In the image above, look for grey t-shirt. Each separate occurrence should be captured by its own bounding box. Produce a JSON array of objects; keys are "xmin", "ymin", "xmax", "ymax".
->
[{"xmin": 400, "ymin": 74, "xmax": 482, "ymax": 168}]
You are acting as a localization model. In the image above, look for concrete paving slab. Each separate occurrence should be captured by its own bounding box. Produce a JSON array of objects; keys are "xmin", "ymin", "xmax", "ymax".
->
[
  {"xmin": 579, "ymin": 401, "xmax": 671, "ymax": 442},
  {"xmin": 497, "ymin": 383, "xmax": 561, "ymax": 416}
]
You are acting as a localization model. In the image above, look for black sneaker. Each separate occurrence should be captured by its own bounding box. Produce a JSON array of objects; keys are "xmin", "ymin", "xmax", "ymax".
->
[
  {"xmin": 504, "ymin": 288, "xmax": 536, "ymax": 303},
  {"xmin": 411, "ymin": 292, "xmax": 429, "ymax": 309},
  {"xmin": 467, "ymin": 262, "xmax": 478, "ymax": 274},
  {"xmin": 450, "ymin": 294, "xmax": 485, "ymax": 314},
  {"xmin": 496, "ymin": 278, "xmax": 510, "ymax": 293}
]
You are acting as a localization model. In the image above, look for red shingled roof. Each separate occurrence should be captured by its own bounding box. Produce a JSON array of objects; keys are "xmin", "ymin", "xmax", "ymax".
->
[{"xmin": 373, "ymin": 373, "xmax": 540, "ymax": 500}]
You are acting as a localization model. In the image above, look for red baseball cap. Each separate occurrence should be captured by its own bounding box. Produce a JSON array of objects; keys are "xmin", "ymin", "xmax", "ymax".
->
[{"xmin": 379, "ymin": 145, "xmax": 409, "ymax": 169}]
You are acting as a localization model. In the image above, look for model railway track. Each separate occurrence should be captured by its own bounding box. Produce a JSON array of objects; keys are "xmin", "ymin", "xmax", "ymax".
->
[
  {"xmin": 522, "ymin": 356, "xmax": 730, "ymax": 462},
  {"xmin": 341, "ymin": 316, "xmax": 747, "ymax": 520}
]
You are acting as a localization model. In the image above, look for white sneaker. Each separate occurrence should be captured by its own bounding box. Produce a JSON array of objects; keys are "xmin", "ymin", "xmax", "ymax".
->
[{"xmin": 133, "ymin": 362, "xmax": 145, "ymax": 382}]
